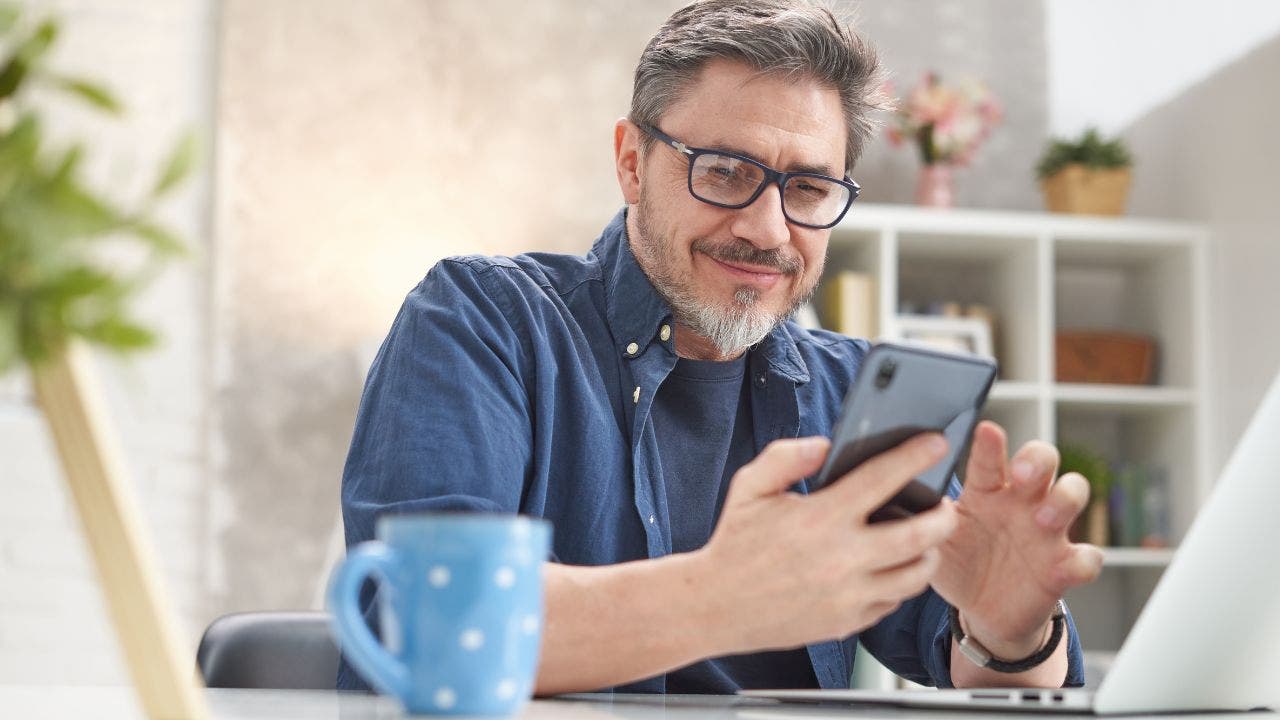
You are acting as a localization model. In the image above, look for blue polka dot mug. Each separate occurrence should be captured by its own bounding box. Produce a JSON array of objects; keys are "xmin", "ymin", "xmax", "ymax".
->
[{"xmin": 328, "ymin": 514, "xmax": 552, "ymax": 715}]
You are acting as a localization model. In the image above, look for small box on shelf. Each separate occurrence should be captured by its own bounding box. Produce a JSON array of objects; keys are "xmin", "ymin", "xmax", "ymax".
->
[{"xmin": 1056, "ymin": 331, "xmax": 1156, "ymax": 385}]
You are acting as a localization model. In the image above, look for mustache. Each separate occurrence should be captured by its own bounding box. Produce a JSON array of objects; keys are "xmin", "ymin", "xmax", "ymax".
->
[{"xmin": 691, "ymin": 238, "xmax": 803, "ymax": 275}]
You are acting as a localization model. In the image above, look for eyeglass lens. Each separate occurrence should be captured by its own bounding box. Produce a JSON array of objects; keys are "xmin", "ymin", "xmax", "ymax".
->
[{"xmin": 689, "ymin": 152, "xmax": 851, "ymax": 227}]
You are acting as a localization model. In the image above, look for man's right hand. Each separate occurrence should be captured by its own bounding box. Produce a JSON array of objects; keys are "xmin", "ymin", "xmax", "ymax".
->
[
  {"xmin": 535, "ymin": 433, "xmax": 957, "ymax": 694},
  {"xmin": 695, "ymin": 434, "xmax": 958, "ymax": 656}
]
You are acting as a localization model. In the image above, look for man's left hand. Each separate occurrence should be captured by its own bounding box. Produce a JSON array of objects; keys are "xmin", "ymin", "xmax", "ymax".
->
[{"xmin": 931, "ymin": 420, "xmax": 1105, "ymax": 661}]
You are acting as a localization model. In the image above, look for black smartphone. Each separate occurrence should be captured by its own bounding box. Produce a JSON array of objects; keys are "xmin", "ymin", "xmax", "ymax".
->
[{"xmin": 811, "ymin": 342, "xmax": 998, "ymax": 522}]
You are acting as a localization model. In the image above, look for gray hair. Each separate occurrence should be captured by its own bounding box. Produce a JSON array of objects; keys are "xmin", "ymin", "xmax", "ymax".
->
[{"xmin": 630, "ymin": 0, "xmax": 888, "ymax": 174}]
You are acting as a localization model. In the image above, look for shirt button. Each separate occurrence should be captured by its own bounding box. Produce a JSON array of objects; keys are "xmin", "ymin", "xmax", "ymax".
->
[
  {"xmin": 648, "ymin": 515, "xmax": 656, "ymax": 525},
  {"xmin": 659, "ymin": 324, "xmax": 671, "ymax": 342},
  {"xmin": 756, "ymin": 374, "xmax": 767, "ymax": 387},
  {"xmin": 626, "ymin": 342, "xmax": 639, "ymax": 356},
  {"xmin": 633, "ymin": 386, "xmax": 640, "ymax": 404}
]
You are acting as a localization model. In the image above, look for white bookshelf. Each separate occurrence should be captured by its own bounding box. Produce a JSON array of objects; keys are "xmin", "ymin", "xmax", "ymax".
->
[{"xmin": 824, "ymin": 204, "xmax": 1210, "ymax": 668}]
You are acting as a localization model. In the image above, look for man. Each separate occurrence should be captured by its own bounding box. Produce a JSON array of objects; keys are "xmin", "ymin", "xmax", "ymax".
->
[{"xmin": 340, "ymin": 0, "xmax": 1103, "ymax": 695}]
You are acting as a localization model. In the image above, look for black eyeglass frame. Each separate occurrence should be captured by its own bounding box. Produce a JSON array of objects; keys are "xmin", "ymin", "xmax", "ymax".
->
[{"xmin": 638, "ymin": 123, "xmax": 861, "ymax": 230}]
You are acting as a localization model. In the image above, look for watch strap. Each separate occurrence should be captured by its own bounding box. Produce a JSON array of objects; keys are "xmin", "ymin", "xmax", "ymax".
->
[{"xmin": 949, "ymin": 599, "xmax": 1067, "ymax": 673}]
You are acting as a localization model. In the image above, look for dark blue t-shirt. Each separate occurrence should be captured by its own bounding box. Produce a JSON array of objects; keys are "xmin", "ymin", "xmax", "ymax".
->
[{"xmin": 649, "ymin": 355, "xmax": 817, "ymax": 692}]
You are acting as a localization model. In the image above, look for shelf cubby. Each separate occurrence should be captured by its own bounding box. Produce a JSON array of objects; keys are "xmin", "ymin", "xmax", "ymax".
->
[{"xmin": 829, "ymin": 204, "xmax": 1208, "ymax": 661}]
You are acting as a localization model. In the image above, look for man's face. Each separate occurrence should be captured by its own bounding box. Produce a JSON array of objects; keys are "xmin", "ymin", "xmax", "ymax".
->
[{"xmin": 625, "ymin": 59, "xmax": 847, "ymax": 359}]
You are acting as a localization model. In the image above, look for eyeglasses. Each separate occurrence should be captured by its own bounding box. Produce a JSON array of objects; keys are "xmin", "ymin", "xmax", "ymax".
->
[{"xmin": 638, "ymin": 123, "xmax": 860, "ymax": 230}]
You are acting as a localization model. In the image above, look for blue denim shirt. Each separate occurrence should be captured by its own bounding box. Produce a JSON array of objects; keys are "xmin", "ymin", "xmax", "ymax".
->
[{"xmin": 339, "ymin": 208, "xmax": 1084, "ymax": 692}]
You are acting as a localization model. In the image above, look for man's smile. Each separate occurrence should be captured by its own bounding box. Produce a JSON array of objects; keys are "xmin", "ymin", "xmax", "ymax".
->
[{"xmin": 702, "ymin": 252, "xmax": 786, "ymax": 291}]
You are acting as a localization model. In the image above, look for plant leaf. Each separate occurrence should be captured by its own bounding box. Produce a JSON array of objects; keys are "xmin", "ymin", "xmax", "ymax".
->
[
  {"xmin": 20, "ymin": 19, "xmax": 58, "ymax": 62},
  {"xmin": 0, "ymin": 4, "xmax": 20, "ymax": 35},
  {"xmin": 131, "ymin": 221, "xmax": 187, "ymax": 255},
  {"xmin": 49, "ymin": 75, "xmax": 122, "ymax": 115},
  {"xmin": 0, "ymin": 17, "xmax": 56, "ymax": 99},
  {"xmin": 50, "ymin": 143, "xmax": 84, "ymax": 184},
  {"xmin": 42, "ymin": 265, "xmax": 118, "ymax": 304},
  {"xmin": 151, "ymin": 132, "xmax": 197, "ymax": 198},
  {"xmin": 79, "ymin": 315, "xmax": 155, "ymax": 351},
  {"xmin": 0, "ymin": 300, "xmax": 19, "ymax": 375},
  {"xmin": 0, "ymin": 55, "xmax": 29, "ymax": 99}
]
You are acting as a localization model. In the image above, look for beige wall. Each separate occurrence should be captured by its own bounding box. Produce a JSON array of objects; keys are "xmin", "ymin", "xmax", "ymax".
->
[
  {"xmin": 212, "ymin": 0, "xmax": 690, "ymax": 615},
  {"xmin": 1123, "ymin": 35, "xmax": 1280, "ymax": 472}
]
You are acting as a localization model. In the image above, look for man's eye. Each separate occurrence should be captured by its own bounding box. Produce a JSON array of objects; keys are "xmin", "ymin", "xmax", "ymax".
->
[{"xmin": 788, "ymin": 181, "xmax": 831, "ymax": 203}]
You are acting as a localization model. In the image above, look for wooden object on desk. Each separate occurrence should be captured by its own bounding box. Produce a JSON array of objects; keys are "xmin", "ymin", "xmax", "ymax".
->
[
  {"xmin": 821, "ymin": 270, "xmax": 877, "ymax": 339},
  {"xmin": 30, "ymin": 342, "xmax": 209, "ymax": 720}
]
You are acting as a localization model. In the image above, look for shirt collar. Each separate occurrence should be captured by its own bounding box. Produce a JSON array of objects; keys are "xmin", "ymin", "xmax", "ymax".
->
[{"xmin": 593, "ymin": 207, "xmax": 810, "ymax": 385}]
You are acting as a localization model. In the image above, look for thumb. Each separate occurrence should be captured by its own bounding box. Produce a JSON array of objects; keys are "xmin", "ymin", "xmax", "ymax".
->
[{"xmin": 726, "ymin": 436, "xmax": 830, "ymax": 505}]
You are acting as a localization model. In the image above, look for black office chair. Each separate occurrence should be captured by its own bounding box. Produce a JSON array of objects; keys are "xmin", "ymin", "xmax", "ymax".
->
[{"xmin": 197, "ymin": 611, "xmax": 340, "ymax": 689}]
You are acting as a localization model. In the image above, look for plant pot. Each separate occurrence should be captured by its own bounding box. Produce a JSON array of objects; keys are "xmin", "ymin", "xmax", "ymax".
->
[{"xmin": 1040, "ymin": 164, "xmax": 1131, "ymax": 216}]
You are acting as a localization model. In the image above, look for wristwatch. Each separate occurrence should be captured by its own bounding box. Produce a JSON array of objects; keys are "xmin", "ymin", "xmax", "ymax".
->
[{"xmin": 949, "ymin": 599, "xmax": 1067, "ymax": 673}]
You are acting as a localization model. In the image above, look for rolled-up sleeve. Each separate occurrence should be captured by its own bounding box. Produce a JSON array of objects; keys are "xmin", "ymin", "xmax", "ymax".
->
[
  {"xmin": 337, "ymin": 260, "xmax": 535, "ymax": 691},
  {"xmin": 341, "ymin": 259, "xmax": 533, "ymax": 545}
]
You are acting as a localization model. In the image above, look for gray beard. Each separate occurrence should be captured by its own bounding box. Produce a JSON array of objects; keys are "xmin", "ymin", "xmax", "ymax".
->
[
  {"xmin": 631, "ymin": 196, "xmax": 814, "ymax": 357},
  {"xmin": 676, "ymin": 285, "xmax": 779, "ymax": 357}
]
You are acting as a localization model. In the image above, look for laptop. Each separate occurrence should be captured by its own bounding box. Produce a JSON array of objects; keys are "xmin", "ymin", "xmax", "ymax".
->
[{"xmin": 744, "ymin": 369, "xmax": 1280, "ymax": 715}]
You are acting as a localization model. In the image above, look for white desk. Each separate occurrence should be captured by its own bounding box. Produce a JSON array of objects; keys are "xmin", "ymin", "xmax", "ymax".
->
[{"xmin": 0, "ymin": 687, "xmax": 1270, "ymax": 719}]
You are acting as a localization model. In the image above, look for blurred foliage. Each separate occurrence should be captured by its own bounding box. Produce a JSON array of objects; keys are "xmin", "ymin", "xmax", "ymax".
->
[
  {"xmin": 1057, "ymin": 442, "xmax": 1112, "ymax": 501},
  {"xmin": 0, "ymin": 3, "xmax": 196, "ymax": 375},
  {"xmin": 1035, "ymin": 127, "xmax": 1133, "ymax": 180}
]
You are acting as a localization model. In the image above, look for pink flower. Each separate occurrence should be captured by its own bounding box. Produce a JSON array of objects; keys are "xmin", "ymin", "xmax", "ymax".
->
[{"xmin": 886, "ymin": 71, "xmax": 1002, "ymax": 167}]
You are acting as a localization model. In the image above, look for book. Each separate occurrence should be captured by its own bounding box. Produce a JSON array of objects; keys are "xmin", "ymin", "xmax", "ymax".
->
[{"xmin": 821, "ymin": 270, "xmax": 877, "ymax": 339}]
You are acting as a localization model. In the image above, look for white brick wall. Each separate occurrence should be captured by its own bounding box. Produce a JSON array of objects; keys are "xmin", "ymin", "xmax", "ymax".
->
[{"xmin": 0, "ymin": 0, "xmax": 216, "ymax": 684}]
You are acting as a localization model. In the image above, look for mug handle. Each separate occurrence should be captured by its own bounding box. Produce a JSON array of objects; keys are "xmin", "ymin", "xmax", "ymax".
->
[{"xmin": 327, "ymin": 541, "xmax": 410, "ymax": 698}]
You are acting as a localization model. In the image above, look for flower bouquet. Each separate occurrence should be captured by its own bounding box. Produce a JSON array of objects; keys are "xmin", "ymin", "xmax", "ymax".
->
[{"xmin": 887, "ymin": 72, "xmax": 1002, "ymax": 206}]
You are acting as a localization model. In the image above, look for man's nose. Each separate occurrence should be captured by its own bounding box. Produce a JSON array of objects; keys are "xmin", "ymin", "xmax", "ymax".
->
[{"xmin": 728, "ymin": 181, "xmax": 791, "ymax": 252}]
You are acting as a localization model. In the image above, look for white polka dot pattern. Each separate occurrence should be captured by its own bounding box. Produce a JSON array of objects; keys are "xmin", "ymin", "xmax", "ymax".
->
[
  {"xmin": 428, "ymin": 565, "xmax": 450, "ymax": 588},
  {"xmin": 494, "ymin": 566, "xmax": 516, "ymax": 588},
  {"xmin": 496, "ymin": 679, "xmax": 518, "ymax": 699},
  {"xmin": 522, "ymin": 614, "xmax": 539, "ymax": 635},
  {"xmin": 459, "ymin": 628, "xmax": 485, "ymax": 651},
  {"xmin": 434, "ymin": 687, "xmax": 456, "ymax": 709}
]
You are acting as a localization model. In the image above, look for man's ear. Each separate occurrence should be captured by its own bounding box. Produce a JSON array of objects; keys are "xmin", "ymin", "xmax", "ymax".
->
[{"xmin": 614, "ymin": 118, "xmax": 643, "ymax": 205}]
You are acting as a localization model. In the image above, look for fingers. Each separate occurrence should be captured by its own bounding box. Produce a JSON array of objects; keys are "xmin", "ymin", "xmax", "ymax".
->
[
  {"xmin": 1050, "ymin": 543, "xmax": 1105, "ymax": 591},
  {"xmin": 961, "ymin": 420, "xmax": 1009, "ymax": 493},
  {"xmin": 1034, "ymin": 472, "xmax": 1091, "ymax": 533},
  {"xmin": 726, "ymin": 436, "xmax": 830, "ymax": 504},
  {"xmin": 863, "ymin": 498, "xmax": 958, "ymax": 571},
  {"xmin": 822, "ymin": 432, "xmax": 949, "ymax": 521},
  {"xmin": 868, "ymin": 547, "xmax": 941, "ymax": 604},
  {"xmin": 1008, "ymin": 440, "xmax": 1060, "ymax": 501}
]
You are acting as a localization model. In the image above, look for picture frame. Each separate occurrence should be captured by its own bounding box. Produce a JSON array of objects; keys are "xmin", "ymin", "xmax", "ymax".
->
[{"xmin": 892, "ymin": 314, "xmax": 994, "ymax": 359}]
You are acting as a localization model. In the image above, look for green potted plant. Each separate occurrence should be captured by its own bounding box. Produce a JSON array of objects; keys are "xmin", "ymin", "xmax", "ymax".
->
[
  {"xmin": 0, "ymin": 6, "xmax": 205, "ymax": 718},
  {"xmin": 1035, "ymin": 127, "xmax": 1133, "ymax": 216},
  {"xmin": 1058, "ymin": 443, "xmax": 1113, "ymax": 546}
]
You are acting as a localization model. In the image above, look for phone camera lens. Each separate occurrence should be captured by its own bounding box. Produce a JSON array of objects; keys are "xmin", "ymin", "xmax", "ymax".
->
[{"xmin": 875, "ymin": 358, "xmax": 896, "ymax": 389}]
